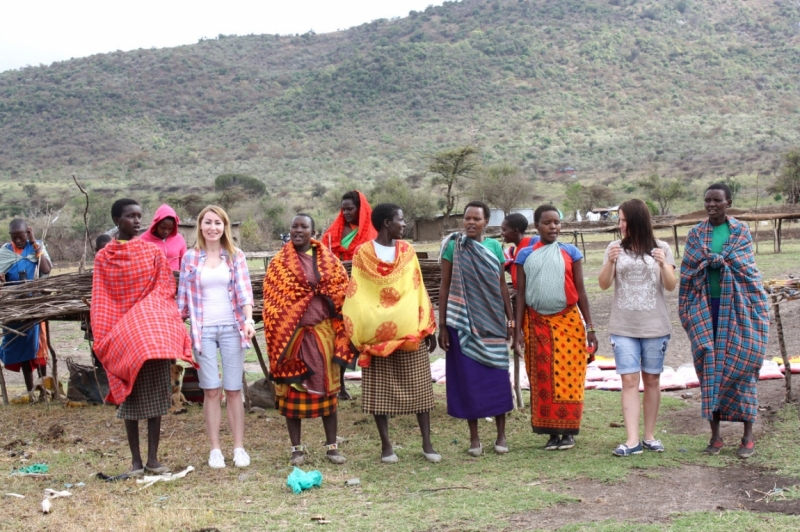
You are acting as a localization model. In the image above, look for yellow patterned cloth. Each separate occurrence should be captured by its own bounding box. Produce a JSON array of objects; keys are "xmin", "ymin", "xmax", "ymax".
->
[{"xmin": 343, "ymin": 240, "xmax": 436, "ymax": 368}]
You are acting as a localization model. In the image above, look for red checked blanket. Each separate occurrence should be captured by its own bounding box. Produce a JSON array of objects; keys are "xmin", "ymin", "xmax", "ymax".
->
[{"xmin": 91, "ymin": 238, "xmax": 193, "ymax": 405}]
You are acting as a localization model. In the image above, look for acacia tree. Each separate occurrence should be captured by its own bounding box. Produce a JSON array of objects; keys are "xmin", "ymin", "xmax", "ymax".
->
[
  {"xmin": 637, "ymin": 174, "xmax": 686, "ymax": 215},
  {"xmin": 563, "ymin": 183, "xmax": 615, "ymax": 215},
  {"xmin": 773, "ymin": 149, "xmax": 800, "ymax": 204},
  {"xmin": 472, "ymin": 163, "xmax": 535, "ymax": 215},
  {"xmin": 428, "ymin": 146, "xmax": 479, "ymax": 228}
]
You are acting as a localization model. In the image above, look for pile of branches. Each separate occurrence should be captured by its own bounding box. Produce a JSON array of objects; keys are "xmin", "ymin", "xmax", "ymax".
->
[
  {"xmin": 766, "ymin": 277, "xmax": 800, "ymax": 306},
  {"xmin": 0, "ymin": 272, "xmax": 92, "ymax": 334},
  {"xmin": 0, "ymin": 260, "xmax": 446, "ymax": 330}
]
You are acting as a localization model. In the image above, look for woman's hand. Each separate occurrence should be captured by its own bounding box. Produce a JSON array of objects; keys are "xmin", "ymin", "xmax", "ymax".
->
[
  {"xmin": 243, "ymin": 322, "xmax": 256, "ymax": 340},
  {"xmin": 513, "ymin": 330, "xmax": 524, "ymax": 357},
  {"xmin": 586, "ymin": 331, "xmax": 598, "ymax": 357},
  {"xmin": 437, "ymin": 326, "xmax": 450, "ymax": 352},
  {"xmin": 651, "ymin": 247, "xmax": 666, "ymax": 266},
  {"xmin": 607, "ymin": 242, "xmax": 622, "ymax": 263}
]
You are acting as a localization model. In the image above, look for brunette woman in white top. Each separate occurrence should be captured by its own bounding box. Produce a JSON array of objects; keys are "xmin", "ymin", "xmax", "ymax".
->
[
  {"xmin": 598, "ymin": 199, "xmax": 676, "ymax": 456},
  {"xmin": 177, "ymin": 206, "xmax": 256, "ymax": 469}
]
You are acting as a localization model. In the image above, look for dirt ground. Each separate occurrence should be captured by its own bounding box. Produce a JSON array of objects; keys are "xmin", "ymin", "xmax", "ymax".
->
[{"xmin": 508, "ymin": 463, "xmax": 800, "ymax": 529}]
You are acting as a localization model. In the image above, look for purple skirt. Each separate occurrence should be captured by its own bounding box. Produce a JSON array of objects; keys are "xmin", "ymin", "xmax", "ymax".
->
[{"xmin": 445, "ymin": 326, "xmax": 513, "ymax": 420}]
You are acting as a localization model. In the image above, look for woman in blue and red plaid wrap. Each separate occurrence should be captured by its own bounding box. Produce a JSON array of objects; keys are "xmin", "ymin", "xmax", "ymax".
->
[{"xmin": 679, "ymin": 183, "xmax": 769, "ymax": 459}]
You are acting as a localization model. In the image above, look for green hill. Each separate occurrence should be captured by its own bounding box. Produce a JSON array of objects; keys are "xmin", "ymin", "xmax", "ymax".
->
[{"xmin": 0, "ymin": 0, "xmax": 798, "ymax": 242}]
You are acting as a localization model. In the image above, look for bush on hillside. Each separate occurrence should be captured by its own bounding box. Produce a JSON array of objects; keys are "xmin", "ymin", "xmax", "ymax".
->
[{"xmin": 214, "ymin": 174, "xmax": 266, "ymax": 197}]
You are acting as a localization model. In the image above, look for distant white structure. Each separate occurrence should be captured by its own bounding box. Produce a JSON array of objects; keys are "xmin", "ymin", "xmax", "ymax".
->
[
  {"xmin": 488, "ymin": 208, "xmax": 534, "ymax": 227},
  {"xmin": 586, "ymin": 211, "xmax": 602, "ymax": 222},
  {"xmin": 576, "ymin": 210, "xmax": 583, "ymax": 222}
]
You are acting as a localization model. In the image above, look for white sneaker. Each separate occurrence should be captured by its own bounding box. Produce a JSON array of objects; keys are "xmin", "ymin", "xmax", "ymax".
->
[
  {"xmin": 233, "ymin": 447, "xmax": 250, "ymax": 468},
  {"xmin": 208, "ymin": 448, "xmax": 226, "ymax": 469}
]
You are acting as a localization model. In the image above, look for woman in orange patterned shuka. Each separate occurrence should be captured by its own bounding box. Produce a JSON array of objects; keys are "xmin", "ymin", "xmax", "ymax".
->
[
  {"xmin": 263, "ymin": 214, "xmax": 354, "ymax": 466},
  {"xmin": 513, "ymin": 205, "xmax": 598, "ymax": 451},
  {"xmin": 342, "ymin": 203, "xmax": 438, "ymax": 464}
]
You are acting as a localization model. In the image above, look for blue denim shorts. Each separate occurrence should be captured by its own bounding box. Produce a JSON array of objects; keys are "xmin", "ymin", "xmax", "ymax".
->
[
  {"xmin": 195, "ymin": 324, "xmax": 245, "ymax": 391},
  {"xmin": 610, "ymin": 334, "xmax": 670, "ymax": 375}
]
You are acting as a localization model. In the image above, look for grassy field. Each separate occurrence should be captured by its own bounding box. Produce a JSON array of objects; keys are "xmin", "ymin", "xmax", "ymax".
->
[{"xmin": 4, "ymin": 387, "xmax": 794, "ymax": 532}]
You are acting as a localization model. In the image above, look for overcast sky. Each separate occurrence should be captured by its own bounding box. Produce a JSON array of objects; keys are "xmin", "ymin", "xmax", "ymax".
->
[{"xmin": 0, "ymin": 1, "xmax": 446, "ymax": 73}]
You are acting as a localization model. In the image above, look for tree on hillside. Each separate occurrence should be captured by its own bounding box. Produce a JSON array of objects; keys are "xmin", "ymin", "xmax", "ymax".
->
[
  {"xmin": 214, "ymin": 173, "xmax": 266, "ymax": 197},
  {"xmin": 773, "ymin": 149, "xmax": 800, "ymax": 204},
  {"xmin": 369, "ymin": 177, "xmax": 436, "ymax": 237},
  {"xmin": 471, "ymin": 163, "xmax": 535, "ymax": 216},
  {"xmin": 563, "ymin": 183, "xmax": 615, "ymax": 216},
  {"xmin": 637, "ymin": 174, "xmax": 686, "ymax": 215},
  {"xmin": 428, "ymin": 146, "xmax": 479, "ymax": 229}
]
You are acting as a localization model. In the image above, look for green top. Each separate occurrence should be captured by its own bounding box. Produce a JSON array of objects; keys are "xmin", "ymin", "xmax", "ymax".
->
[
  {"xmin": 340, "ymin": 226, "xmax": 358, "ymax": 249},
  {"xmin": 442, "ymin": 237, "xmax": 505, "ymax": 265},
  {"xmin": 708, "ymin": 221, "xmax": 731, "ymax": 298}
]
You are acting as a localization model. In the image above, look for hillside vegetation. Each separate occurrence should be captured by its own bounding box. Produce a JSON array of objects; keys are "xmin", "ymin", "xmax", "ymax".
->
[{"xmin": 0, "ymin": 0, "xmax": 798, "ymax": 252}]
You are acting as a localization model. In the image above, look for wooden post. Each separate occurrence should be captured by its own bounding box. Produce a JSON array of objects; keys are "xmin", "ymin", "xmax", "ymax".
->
[
  {"xmin": 250, "ymin": 336, "xmax": 270, "ymax": 378},
  {"xmin": 754, "ymin": 220, "xmax": 760, "ymax": 255},
  {"xmin": 672, "ymin": 225, "xmax": 680, "ymax": 258},
  {"xmin": 44, "ymin": 321, "xmax": 63, "ymax": 400},
  {"xmin": 0, "ymin": 362, "xmax": 8, "ymax": 405},
  {"xmin": 773, "ymin": 219, "xmax": 779, "ymax": 254},
  {"xmin": 777, "ymin": 218, "xmax": 783, "ymax": 253},
  {"xmin": 773, "ymin": 295, "xmax": 791, "ymax": 403}
]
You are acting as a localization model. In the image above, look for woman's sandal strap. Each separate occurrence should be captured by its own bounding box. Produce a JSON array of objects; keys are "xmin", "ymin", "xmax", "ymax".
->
[
  {"xmin": 291, "ymin": 445, "xmax": 305, "ymax": 453},
  {"xmin": 325, "ymin": 443, "xmax": 339, "ymax": 451}
]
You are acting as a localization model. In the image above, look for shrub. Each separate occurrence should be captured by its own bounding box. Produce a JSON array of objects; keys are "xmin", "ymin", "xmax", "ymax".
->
[{"xmin": 214, "ymin": 173, "xmax": 266, "ymax": 197}]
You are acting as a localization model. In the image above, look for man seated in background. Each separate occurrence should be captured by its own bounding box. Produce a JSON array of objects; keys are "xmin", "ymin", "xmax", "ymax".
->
[{"xmin": 0, "ymin": 219, "xmax": 52, "ymax": 393}]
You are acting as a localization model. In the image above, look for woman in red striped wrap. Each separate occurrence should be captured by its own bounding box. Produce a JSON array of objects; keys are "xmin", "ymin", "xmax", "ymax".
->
[{"xmin": 91, "ymin": 198, "xmax": 194, "ymax": 477}]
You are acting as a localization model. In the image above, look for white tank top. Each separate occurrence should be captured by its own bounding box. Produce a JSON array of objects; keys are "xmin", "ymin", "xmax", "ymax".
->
[{"xmin": 200, "ymin": 261, "xmax": 236, "ymax": 326}]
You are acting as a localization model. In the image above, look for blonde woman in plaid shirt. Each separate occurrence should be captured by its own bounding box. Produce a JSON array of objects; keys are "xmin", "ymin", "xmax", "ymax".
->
[{"xmin": 177, "ymin": 205, "xmax": 256, "ymax": 469}]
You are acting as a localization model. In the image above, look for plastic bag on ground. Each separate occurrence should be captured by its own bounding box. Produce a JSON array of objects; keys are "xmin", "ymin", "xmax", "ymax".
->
[
  {"xmin": 430, "ymin": 358, "xmax": 446, "ymax": 382},
  {"xmin": 287, "ymin": 467, "xmax": 323, "ymax": 494}
]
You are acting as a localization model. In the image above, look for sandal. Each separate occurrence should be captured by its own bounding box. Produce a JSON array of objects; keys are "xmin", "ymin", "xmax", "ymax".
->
[
  {"xmin": 736, "ymin": 439, "xmax": 755, "ymax": 459},
  {"xmin": 290, "ymin": 445, "xmax": 305, "ymax": 467},
  {"xmin": 703, "ymin": 439, "xmax": 724, "ymax": 455},
  {"xmin": 325, "ymin": 443, "xmax": 346, "ymax": 464}
]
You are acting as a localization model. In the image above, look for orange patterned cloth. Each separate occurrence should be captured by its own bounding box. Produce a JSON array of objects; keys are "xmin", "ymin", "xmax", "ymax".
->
[
  {"xmin": 262, "ymin": 240, "xmax": 353, "ymax": 384},
  {"xmin": 523, "ymin": 304, "xmax": 587, "ymax": 435},
  {"xmin": 342, "ymin": 240, "xmax": 436, "ymax": 368},
  {"xmin": 319, "ymin": 190, "xmax": 377, "ymax": 261}
]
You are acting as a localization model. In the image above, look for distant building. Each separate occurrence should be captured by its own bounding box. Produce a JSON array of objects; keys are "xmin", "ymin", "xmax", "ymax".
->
[
  {"xmin": 557, "ymin": 167, "xmax": 577, "ymax": 175},
  {"xmin": 412, "ymin": 213, "xmax": 463, "ymax": 242},
  {"xmin": 488, "ymin": 208, "xmax": 534, "ymax": 227}
]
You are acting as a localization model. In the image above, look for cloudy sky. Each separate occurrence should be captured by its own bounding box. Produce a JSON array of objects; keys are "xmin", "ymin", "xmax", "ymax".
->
[{"xmin": 0, "ymin": 0, "xmax": 446, "ymax": 73}]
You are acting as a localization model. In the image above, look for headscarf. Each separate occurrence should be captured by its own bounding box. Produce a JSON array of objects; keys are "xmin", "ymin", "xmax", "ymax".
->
[{"xmin": 320, "ymin": 191, "xmax": 377, "ymax": 261}]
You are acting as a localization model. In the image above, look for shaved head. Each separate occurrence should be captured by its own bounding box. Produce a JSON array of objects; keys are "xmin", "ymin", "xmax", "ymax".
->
[{"xmin": 9, "ymin": 218, "xmax": 27, "ymax": 232}]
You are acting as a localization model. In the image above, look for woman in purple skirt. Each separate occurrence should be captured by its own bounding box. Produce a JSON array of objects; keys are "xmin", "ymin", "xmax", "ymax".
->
[{"xmin": 438, "ymin": 201, "xmax": 515, "ymax": 456}]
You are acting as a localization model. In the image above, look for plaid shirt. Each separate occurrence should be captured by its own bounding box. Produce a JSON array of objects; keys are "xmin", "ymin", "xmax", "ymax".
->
[{"xmin": 177, "ymin": 247, "xmax": 254, "ymax": 353}]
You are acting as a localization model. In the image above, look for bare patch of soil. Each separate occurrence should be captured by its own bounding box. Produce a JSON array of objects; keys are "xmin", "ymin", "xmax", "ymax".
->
[
  {"xmin": 661, "ymin": 379, "xmax": 788, "ymax": 444},
  {"xmin": 507, "ymin": 465, "xmax": 800, "ymax": 530}
]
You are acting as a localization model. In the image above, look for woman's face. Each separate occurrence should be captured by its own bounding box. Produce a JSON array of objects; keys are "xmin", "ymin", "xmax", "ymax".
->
[
  {"xmin": 704, "ymin": 189, "xmax": 730, "ymax": 220},
  {"xmin": 115, "ymin": 204, "xmax": 142, "ymax": 240},
  {"xmin": 536, "ymin": 210, "xmax": 561, "ymax": 244},
  {"xmin": 154, "ymin": 217, "xmax": 175, "ymax": 240},
  {"xmin": 290, "ymin": 216, "xmax": 313, "ymax": 250},
  {"xmin": 618, "ymin": 210, "xmax": 628, "ymax": 238},
  {"xmin": 500, "ymin": 220, "xmax": 518, "ymax": 244},
  {"xmin": 201, "ymin": 211, "xmax": 225, "ymax": 244},
  {"xmin": 386, "ymin": 210, "xmax": 406, "ymax": 240},
  {"xmin": 463, "ymin": 206, "xmax": 487, "ymax": 239},
  {"xmin": 341, "ymin": 199, "xmax": 359, "ymax": 225}
]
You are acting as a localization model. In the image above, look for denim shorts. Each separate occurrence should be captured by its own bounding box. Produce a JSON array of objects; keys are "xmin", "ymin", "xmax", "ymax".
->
[
  {"xmin": 610, "ymin": 334, "xmax": 670, "ymax": 375},
  {"xmin": 195, "ymin": 324, "xmax": 245, "ymax": 391}
]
